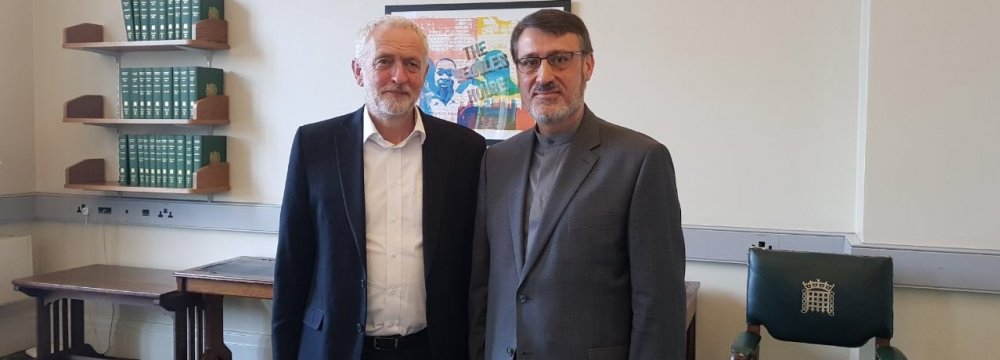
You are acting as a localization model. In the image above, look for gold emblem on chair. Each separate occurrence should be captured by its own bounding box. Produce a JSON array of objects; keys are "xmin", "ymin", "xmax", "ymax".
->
[{"xmin": 801, "ymin": 279, "xmax": 835, "ymax": 316}]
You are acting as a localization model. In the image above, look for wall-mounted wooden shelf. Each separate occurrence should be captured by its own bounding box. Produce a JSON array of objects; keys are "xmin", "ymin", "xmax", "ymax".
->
[
  {"xmin": 63, "ymin": 95, "xmax": 229, "ymax": 125},
  {"xmin": 62, "ymin": 20, "xmax": 229, "ymax": 53},
  {"xmin": 65, "ymin": 159, "xmax": 230, "ymax": 194}
]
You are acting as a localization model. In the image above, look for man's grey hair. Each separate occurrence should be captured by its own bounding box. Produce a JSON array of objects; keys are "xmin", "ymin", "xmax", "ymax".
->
[{"xmin": 355, "ymin": 15, "xmax": 429, "ymax": 63}]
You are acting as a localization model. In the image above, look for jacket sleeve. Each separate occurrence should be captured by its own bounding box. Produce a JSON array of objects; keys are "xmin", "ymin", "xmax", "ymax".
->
[
  {"xmin": 627, "ymin": 143, "xmax": 686, "ymax": 360},
  {"xmin": 272, "ymin": 128, "xmax": 317, "ymax": 359}
]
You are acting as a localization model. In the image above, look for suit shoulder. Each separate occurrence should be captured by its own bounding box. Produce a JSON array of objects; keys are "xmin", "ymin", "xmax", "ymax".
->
[
  {"xmin": 299, "ymin": 111, "xmax": 357, "ymax": 134},
  {"xmin": 597, "ymin": 118, "xmax": 665, "ymax": 151},
  {"xmin": 485, "ymin": 129, "xmax": 532, "ymax": 154},
  {"xmin": 424, "ymin": 115, "xmax": 486, "ymax": 148}
]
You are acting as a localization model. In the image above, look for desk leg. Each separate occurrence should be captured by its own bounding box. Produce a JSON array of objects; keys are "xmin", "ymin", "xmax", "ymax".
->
[
  {"xmin": 175, "ymin": 307, "xmax": 188, "ymax": 360},
  {"xmin": 70, "ymin": 299, "xmax": 85, "ymax": 349},
  {"xmin": 35, "ymin": 297, "xmax": 52, "ymax": 358},
  {"xmin": 201, "ymin": 295, "xmax": 232, "ymax": 360},
  {"xmin": 686, "ymin": 314, "xmax": 697, "ymax": 360}
]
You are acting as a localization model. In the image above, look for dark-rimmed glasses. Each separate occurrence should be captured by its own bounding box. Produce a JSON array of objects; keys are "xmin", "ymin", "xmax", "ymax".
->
[{"xmin": 514, "ymin": 51, "xmax": 587, "ymax": 74}]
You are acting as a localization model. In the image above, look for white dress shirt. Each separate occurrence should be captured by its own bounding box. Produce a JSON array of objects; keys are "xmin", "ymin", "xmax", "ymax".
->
[{"xmin": 362, "ymin": 107, "xmax": 427, "ymax": 336}]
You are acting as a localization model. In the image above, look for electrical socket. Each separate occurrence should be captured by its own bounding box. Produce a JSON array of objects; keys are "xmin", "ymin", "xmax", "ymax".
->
[{"xmin": 77, "ymin": 204, "xmax": 89, "ymax": 216}]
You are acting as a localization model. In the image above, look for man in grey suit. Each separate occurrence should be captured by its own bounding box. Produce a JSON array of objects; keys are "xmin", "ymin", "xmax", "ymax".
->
[{"xmin": 469, "ymin": 9, "xmax": 687, "ymax": 360}]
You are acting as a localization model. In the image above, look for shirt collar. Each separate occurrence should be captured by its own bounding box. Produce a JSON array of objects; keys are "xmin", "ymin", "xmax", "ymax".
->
[
  {"xmin": 533, "ymin": 122, "xmax": 577, "ymax": 149},
  {"xmin": 362, "ymin": 106, "xmax": 426, "ymax": 147}
]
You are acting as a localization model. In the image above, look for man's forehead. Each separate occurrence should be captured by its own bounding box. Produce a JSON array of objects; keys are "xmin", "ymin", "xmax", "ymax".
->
[{"xmin": 516, "ymin": 29, "xmax": 581, "ymax": 54}]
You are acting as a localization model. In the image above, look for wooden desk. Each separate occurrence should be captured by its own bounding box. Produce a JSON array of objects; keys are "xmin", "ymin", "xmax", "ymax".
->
[
  {"xmin": 175, "ymin": 257, "xmax": 700, "ymax": 360},
  {"xmin": 12, "ymin": 264, "xmax": 199, "ymax": 360},
  {"xmin": 174, "ymin": 257, "xmax": 273, "ymax": 360}
]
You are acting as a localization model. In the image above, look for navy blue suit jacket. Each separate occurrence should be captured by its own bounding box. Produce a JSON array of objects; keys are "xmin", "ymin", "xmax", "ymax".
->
[{"xmin": 272, "ymin": 107, "xmax": 486, "ymax": 360}]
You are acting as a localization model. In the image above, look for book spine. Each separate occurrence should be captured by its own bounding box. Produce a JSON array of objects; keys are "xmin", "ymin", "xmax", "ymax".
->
[
  {"xmin": 128, "ymin": 135, "xmax": 139, "ymax": 186},
  {"xmin": 165, "ymin": 0, "xmax": 175, "ymax": 39},
  {"xmin": 120, "ymin": 68, "xmax": 131, "ymax": 119},
  {"xmin": 163, "ymin": 67, "xmax": 173, "ymax": 120},
  {"xmin": 118, "ymin": 134, "xmax": 128, "ymax": 185},
  {"xmin": 157, "ymin": 0, "xmax": 167, "ymax": 40},
  {"xmin": 142, "ymin": 68, "xmax": 153, "ymax": 119},
  {"xmin": 137, "ymin": 135, "xmax": 147, "ymax": 186},
  {"xmin": 180, "ymin": 0, "xmax": 192, "ymax": 39},
  {"xmin": 122, "ymin": 0, "xmax": 135, "ymax": 41},
  {"xmin": 152, "ymin": 67, "xmax": 163, "ymax": 119},
  {"xmin": 184, "ymin": 135, "xmax": 193, "ymax": 188},
  {"xmin": 172, "ymin": 67, "xmax": 182, "ymax": 119},
  {"xmin": 138, "ymin": 0, "xmax": 149, "ymax": 41},
  {"xmin": 191, "ymin": 135, "xmax": 201, "ymax": 188},
  {"xmin": 166, "ymin": 134, "xmax": 177, "ymax": 188}
]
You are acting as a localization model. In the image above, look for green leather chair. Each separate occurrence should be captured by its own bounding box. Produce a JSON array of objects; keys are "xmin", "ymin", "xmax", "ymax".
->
[{"xmin": 730, "ymin": 248, "xmax": 908, "ymax": 360}]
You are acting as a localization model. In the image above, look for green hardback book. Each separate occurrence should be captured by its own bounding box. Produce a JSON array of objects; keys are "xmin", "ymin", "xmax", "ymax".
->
[
  {"xmin": 122, "ymin": 0, "xmax": 135, "ymax": 41},
  {"xmin": 191, "ymin": 0, "xmax": 225, "ymax": 25},
  {"xmin": 183, "ymin": 135, "xmax": 193, "ymax": 188},
  {"xmin": 190, "ymin": 67, "xmax": 224, "ymax": 118},
  {"xmin": 118, "ymin": 135, "xmax": 128, "ymax": 185},
  {"xmin": 157, "ymin": 0, "xmax": 167, "ymax": 40},
  {"xmin": 127, "ymin": 135, "xmax": 139, "ymax": 186},
  {"xmin": 174, "ymin": 135, "xmax": 186, "ymax": 188},
  {"xmin": 152, "ymin": 67, "xmax": 163, "ymax": 119},
  {"xmin": 137, "ymin": 0, "xmax": 149, "ymax": 41},
  {"xmin": 190, "ymin": 135, "xmax": 226, "ymax": 186},
  {"xmin": 179, "ymin": 0, "xmax": 192, "ymax": 39},
  {"xmin": 136, "ymin": 135, "xmax": 146, "ymax": 186},
  {"xmin": 129, "ymin": 68, "xmax": 140, "ymax": 119},
  {"xmin": 165, "ymin": 0, "xmax": 174, "ymax": 40},
  {"xmin": 171, "ymin": 67, "xmax": 182, "ymax": 119},
  {"xmin": 142, "ymin": 68, "xmax": 153, "ymax": 119},
  {"xmin": 163, "ymin": 68, "xmax": 173, "ymax": 120},
  {"xmin": 119, "ymin": 68, "xmax": 131, "ymax": 119},
  {"xmin": 178, "ymin": 67, "xmax": 190, "ymax": 119},
  {"xmin": 165, "ymin": 134, "xmax": 176, "ymax": 188}
]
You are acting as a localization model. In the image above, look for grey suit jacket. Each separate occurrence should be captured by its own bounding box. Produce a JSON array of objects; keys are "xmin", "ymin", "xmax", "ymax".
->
[{"xmin": 469, "ymin": 108, "xmax": 686, "ymax": 360}]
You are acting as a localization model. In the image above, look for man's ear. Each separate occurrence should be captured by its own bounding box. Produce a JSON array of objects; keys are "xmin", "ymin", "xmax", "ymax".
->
[
  {"xmin": 582, "ymin": 52, "xmax": 595, "ymax": 81},
  {"xmin": 352, "ymin": 59, "xmax": 364, "ymax": 87}
]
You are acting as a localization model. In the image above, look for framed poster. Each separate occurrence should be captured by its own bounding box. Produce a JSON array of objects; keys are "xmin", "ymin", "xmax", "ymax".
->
[{"xmin": 386, "ymin": 1, "xmax": 572, "ymax": 142}]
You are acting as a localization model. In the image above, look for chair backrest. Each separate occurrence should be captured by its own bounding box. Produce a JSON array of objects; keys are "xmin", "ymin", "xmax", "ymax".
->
[{"xmin": 746, "ymin": 248, "xmax": 895, "ymax": 347}]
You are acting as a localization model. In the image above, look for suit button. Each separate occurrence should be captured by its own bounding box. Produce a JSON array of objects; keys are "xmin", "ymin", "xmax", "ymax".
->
[
  {"xmin": 356, "ymin": 323, "xmax": 363, "ymax": 333},
  {"xmin": 360, "ymin": 279, "xmax": 366, "ymax": 288},
  {"xmin": 517, "ymin": 294, "xmax": 527, "ymax": 303},
  {"xmin": 506, "ymin": 348, "xmax": 515, "ymax": 357}
]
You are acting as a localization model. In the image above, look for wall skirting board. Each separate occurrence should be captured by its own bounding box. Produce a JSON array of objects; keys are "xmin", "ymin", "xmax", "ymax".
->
[{"xmin": 2, "ymin": 193, "xmax": 998, "ymax": 294}]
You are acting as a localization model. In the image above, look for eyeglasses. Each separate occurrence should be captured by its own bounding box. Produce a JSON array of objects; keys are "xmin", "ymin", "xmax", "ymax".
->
[{"xmin": 514, "ymin": 51, "xmax": 587, "ymax": 74}]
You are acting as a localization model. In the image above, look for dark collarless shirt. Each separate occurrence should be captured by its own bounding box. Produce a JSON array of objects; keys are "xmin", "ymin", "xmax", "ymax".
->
[{"xmin": 523, "ymin": 125, "xmax": 578, "ymax": 259}]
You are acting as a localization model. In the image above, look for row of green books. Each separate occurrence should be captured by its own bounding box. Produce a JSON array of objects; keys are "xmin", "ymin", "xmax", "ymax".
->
[
  {"xmin": 121, "ymin": 0, "xmax": 225, "ymax": 41},
  {"xmin": 117, "ymin": 134, "xmax": 227, "ymax": 188},
  {"xmin": 119, "ymin": 66, "xmax": 224, "ymax": 120}
]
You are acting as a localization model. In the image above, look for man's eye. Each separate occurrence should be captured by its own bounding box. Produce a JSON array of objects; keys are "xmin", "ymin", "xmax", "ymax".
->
[
  {"xmin": 519, "ymin": 58, "xmax": 540, "ymax": 67},
  {"xmin": 551, "ymin": 54, "xmax": 570, "ymax": 64}
]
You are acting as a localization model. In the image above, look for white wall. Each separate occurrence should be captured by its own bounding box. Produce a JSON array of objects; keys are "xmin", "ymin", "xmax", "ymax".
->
[
  {"xmin": 0, "ymin": 0, "xmax": 35, "ymax": 195},
  {"xmin": 31, "ymin": 0, "xmax": 862, "ymax": 233},
  {"xmin": 863, "ymin": 0, "xmax": 1000, "ymax": 250}
]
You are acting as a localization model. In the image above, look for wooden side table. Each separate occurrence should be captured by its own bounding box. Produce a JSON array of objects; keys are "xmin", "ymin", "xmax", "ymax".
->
[{"xmin": 12, "ymin": 264, "xmax": 199, "ymax": 360}]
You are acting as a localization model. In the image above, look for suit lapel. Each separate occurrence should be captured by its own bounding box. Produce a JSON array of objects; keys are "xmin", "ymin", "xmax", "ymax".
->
[
  {"xmin": 505, "ymin": 133, "xmax": 534, "ymax": 277},
  {"xmin": 335, "ymin": 108, "xmax": 367, "ymax": 268},
  {"xmin": 520, "ymin": 111, "xmax": 601, "ymax": 284},
  {"xmin": 420, "ymin": 115, "xmax": 450, "ymax": 279}
]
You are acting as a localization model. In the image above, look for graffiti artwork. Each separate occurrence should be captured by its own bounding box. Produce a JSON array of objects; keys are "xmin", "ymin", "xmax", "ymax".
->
[{"xmin": 387, "ymin": 1, "xmax": 571, "ymax": 141}]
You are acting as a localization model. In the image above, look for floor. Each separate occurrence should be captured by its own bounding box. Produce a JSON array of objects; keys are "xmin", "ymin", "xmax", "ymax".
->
[{"xmin": 0, "ymin": 351, "xmax": 31, "ymax": 360}]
